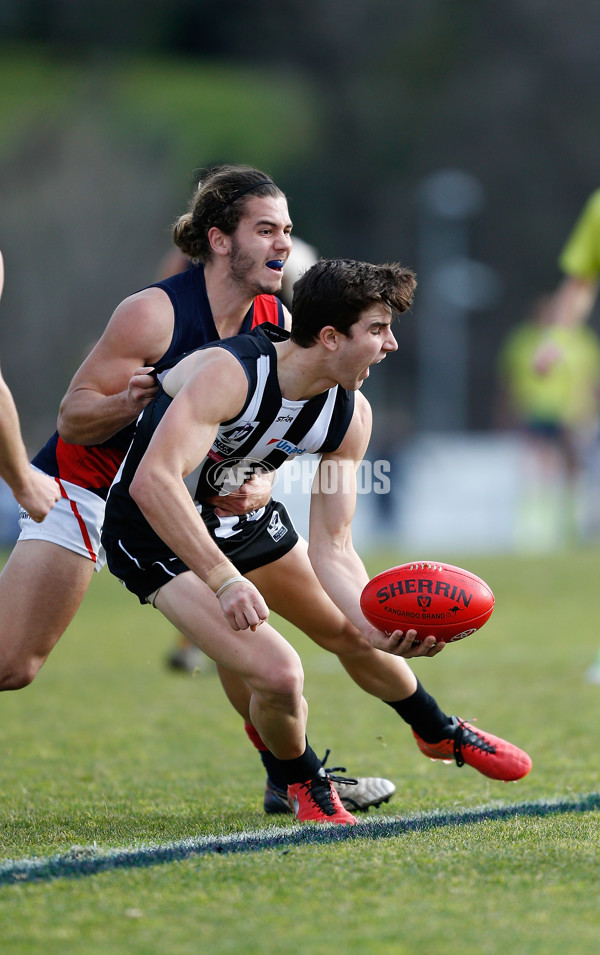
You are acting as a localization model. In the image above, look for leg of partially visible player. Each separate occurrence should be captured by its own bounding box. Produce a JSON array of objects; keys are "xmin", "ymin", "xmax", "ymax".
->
[{"xmin": 0, "ymin": 540, "xmax": 95, "ymax": 690}]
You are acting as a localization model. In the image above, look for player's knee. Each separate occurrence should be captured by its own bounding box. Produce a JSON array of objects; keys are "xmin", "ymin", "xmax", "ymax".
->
[{"xmin": 262, "ymin": 657, "xmax": 304, "ymax": 710}]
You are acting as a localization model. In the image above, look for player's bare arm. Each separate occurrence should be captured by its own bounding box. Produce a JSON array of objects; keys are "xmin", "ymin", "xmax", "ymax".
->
[
  {"xmin": 57, "ymin": 288, "xmax": 175, "ymax": 445},
  {"xmin": 198, "ymin": 306, "xmax": 286, "ymax": 534},
  {"xmin": 0, "ymin": 252, "xmax": 60, "ymax": 521},
  {"xmin": 549, "ymin": 275, "xmax": 599, "ymax": 327},
  {"xmin": 0, "ymin": 369, "xmax": 60, "ymax": 521},
  {"xmin": 308, "ymin": 393, "xmax": 442, "ymax": 659},
  {"xmin": 130, "ymin": 348, "xmax": 269, "ymax": 632},
  {"xmin": 534, "ymin": 277, "xmax": 599, "ymax": 375}
]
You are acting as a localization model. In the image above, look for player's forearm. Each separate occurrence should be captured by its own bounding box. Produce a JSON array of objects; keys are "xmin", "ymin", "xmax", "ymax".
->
[
  {"xmin": 130, "ymin": 466, "xmax": 231, "ymax": 583},
  {"xmin": 0, "ymin": 389, "xmax": 35, "ymax": 490},
  {"xmin": 308, "ymin": 540, "xmax": 371, "ymax": 634},
  {"xmin": 57, "ymin": 389, "xmax": 137, "ymax": 445},
  {"xmin": 130, "ymin": 457, "xmax": 269, "ymax": 632},
  {"xmin": 0, "ymin": 441, "xmax": 34, "ymax": 497},
  {"xmin": 0, "ymin": 393, "xmax": 59, "ymax": 519},
  {"xmin": 548, "ymin": 276, "xmax": 598, "ymax": 327},
  {"xmin": 131, "ymin": 467, "xmax": 268, "ymax": 631}
]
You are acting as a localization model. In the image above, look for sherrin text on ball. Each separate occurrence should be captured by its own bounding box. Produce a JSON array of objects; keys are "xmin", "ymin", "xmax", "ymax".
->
[{"xmin": 360, "ymin": 561, "xmax": 495, "ymax": 643}]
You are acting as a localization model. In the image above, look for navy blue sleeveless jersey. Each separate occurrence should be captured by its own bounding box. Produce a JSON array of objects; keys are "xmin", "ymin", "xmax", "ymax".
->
[
  {"xmin": 32, "ymin": 265, "xmax": 285, "ymax": 498},
  {"xmin": 102, "ymin": 325, "xmax": 355, "ymax": 555}
]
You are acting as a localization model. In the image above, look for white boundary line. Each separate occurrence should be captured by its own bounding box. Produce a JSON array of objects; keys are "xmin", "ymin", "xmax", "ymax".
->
[{"xmin": 1, "ymin": 792, "xmax": 599, "ymax": 887}]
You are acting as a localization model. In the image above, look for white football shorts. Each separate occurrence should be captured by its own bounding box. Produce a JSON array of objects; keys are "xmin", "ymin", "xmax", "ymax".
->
[{"xmin": 17, "ymin": 468, "xmax": 107, "ymax": 571}]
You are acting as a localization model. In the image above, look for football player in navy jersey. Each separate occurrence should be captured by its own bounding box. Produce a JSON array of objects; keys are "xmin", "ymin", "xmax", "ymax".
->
[{"xmin": 102, "ymin": 258, "xmax": 532, "ymax": 820}]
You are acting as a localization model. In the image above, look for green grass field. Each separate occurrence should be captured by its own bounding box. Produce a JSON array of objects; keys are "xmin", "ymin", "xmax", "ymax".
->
[{"xmin": 1, "ymin": 547, "xmax": 599, "ymax": 954}]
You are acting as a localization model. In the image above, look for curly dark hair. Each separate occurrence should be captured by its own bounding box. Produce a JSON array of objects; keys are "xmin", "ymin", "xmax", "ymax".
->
[
  {"xmin": 171, "ymin": 164, "xmax": 285, "ymax": 262},
  {"xmin": 290, "ymin": 259, "xmax": 417, "ymax": 347}
]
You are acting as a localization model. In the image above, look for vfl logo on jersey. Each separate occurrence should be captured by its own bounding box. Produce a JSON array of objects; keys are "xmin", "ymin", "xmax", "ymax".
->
[
  {"xmin": 205, "ymin": 456, "xmax": 277, "ymax": 495},
  {"xmin": 267, "ymin": 508, "xmax": 288, "ymax": 543},
  {"xmin": 267, "ymin": 438, "xmax": 308, "ymax": 456},
  {"xmin": 212, "ymin": 421, "xmax": 260, "ymax": 457}
]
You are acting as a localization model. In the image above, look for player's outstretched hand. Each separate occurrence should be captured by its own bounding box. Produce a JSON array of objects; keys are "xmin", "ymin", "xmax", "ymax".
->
[
  {"xmin": 217, "ymin": 579, "xmax": 269, "ymax": 632},
  {"xmin": 366, "ymin": 626, "xmax": 445, "ymax": 658},
  {"xmin": 128, "ymin": 367, "xmax": 159, "ymax": 415}
]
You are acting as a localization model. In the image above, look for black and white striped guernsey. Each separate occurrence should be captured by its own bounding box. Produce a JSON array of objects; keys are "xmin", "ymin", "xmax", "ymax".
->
[{"xmin": 102, "ymin": 324, "xmax": 355, "ymax": 553}]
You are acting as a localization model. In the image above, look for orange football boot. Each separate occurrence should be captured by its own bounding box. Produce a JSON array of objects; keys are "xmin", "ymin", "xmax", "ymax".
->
[
  {"xmin": 288, "ymin": 768, "xmax": 358, "ymax": 825},
  {"xmin": 413, "ymin": 717, "xmax": 532, "ymax": 781}
]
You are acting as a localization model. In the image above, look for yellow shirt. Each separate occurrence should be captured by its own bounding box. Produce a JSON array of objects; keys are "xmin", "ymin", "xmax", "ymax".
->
[
  {"xmin": 498, "ymin": 322, "xmax": 600, "ymax": 427},
  {"xmin": 559, "ymin": 189, "xmax": 600, "ymax": 280}
]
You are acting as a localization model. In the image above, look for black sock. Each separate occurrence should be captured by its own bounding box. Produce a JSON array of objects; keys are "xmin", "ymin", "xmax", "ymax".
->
[
  {"xmin": 385, "ymin": 680, "xmax": 451, "ymax": 742},
  {"xmin": 275, "ymin": 741, "xmax": 322, "ymax": 788},
  {"xmin": 259, "ymin": 750, "xmax": 290, "ymax": 790},
  {"xmin": 244, "ymin": 723, "xmax": 321, "ymax": 789}
]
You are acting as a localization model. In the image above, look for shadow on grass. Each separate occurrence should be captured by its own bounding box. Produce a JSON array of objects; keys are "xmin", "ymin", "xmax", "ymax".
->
[{"xmin": 1, "ymin": 792, "xmax": 599, "ymax": 887}]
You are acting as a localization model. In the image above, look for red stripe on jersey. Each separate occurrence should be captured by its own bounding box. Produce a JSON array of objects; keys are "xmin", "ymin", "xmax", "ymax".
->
[
  {"xmin": 55, "ymin": 437, "xmax": 125, "ymax": 492},
  {"xmin": 56, "ymin": 478, "xmax": 97, "ymax": 562},
  {"xmin": 251, "ymin": 295, "xmax": 284, "ymax": 328}
]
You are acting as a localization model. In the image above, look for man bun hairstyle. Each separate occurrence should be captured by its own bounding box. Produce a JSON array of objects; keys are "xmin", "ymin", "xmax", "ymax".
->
[
  {"xmin": 290, "ymin": 259, "xmax": 417, "ymax": 348},
  {"xmin": 172, "ymin": 164, "xmax": 284, "ymax": 263}
]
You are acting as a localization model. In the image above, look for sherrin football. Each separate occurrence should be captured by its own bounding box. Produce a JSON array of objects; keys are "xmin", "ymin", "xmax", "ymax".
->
[{"xmin": 360, "ymin": 561, "xmax": 494, "ymax": 643}]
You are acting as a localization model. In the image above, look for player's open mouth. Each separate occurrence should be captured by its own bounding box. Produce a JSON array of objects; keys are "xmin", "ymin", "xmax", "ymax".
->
[
  {"xmin": 362, "ymin": 355, "xmax": 385, "ymax": 379},
  {"xmin": 266, "ymin": 260, "xmax": 284, "ymax": 272}
]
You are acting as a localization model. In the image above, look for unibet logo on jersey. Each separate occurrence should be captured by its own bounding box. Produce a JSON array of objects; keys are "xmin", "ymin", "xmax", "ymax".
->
[{"xmin": 267, "ymin": 437, "xmax": 308, "ymax": 456}]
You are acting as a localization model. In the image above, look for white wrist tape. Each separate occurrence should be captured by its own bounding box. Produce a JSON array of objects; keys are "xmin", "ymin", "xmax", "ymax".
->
[
  {"xmin": 215, "ymin": 575, "xmax": 247, "ymax": 599},
  {"xmin": 205, "ymin": 559, "xmax": 238, "ymax": 594}
]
